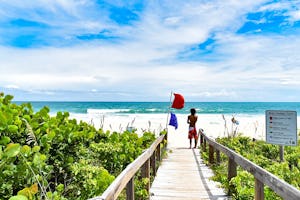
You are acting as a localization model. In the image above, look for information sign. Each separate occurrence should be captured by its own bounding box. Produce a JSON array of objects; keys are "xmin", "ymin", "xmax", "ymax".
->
[{"xmin": 266, "ymin": 110, "xmax": 297, "ymax": 146}]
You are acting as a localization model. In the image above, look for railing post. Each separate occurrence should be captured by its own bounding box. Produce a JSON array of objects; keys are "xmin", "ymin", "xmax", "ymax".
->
[
  {"xmin": 157, "ymin": 144, "xmax": 161, "ymax": 162},
  {"xmin": 228, "ymin": 157, "xmax": 237, "ymax": 195},
  {"xmin": 255, "ymin": 178, "xmax": 264, "ymax": 200},
  {"xmin": 216, "ymin": 150, "xmax": 220, "ymax": 164},
  {"xmin": 228, "ymin": 157, "xmax": 237, "ymax": 180},
  {"xmin": 200, "ymin": 133, "xmax": 203, "ymax": 145},
  {"xmin": 209, "ymin": 144, "xmax": 214, "ymax": 164},
  {"xmin": 151, "ymin": 150, "xmax": 156, "ymax": 176},
  {"xmin": 126, "ymin": 177, "xmax": 134, "ymax": 200},
  {"xmin": 165, "ymin": 132, "xmax": 168, "ymax": 143},
  {"xmin": 141, "ymin": 159, "xmax": 150, "ymax": 193},
  {"xmin": 203, "ymin": 138, "xmax": 207, "ymax": 152}
]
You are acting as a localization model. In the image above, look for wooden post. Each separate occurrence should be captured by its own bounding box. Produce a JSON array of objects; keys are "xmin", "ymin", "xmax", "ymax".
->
[
  {"xmin": 279, "ymin": 145, "xmax": 284, "ymax": 162},
  {"xmin": 141, "ymin": 159, "xmax": 150, "ymax": 193},
  {"xmin": 209, "ymin": 145, "xmax": 214, "ymax": 164},
  {"xmin": 255, "ymin": 178, "xmax": 264, "ymax": 200},
  {"xmin": 157, "ymin": 144, "xmax": 161, "ymax": 162},
  {"xmin": 203, "ymin": 139, "xmax": 207, "ymax": 152},
  {"xmin": 228, "ymin": 157, "xmax": 237, "ymax": 180},
  {"xmin": 165, "ymin": 132, "xmax": 168, "ymax": 143},
  {"xmin": 126, "ymin": 177, "xmax": 134, "ymax": 200},
  {"xmin": 200, "ymin": 134, "xmax": 203, "ymax": 145},
  {"xmin": 216, "ymin": 150, "xmax": 221, "ymax": 164},
  {"xmin": 228, "ymin": 157, "xmax": 237, "ymax": 195},
  {"xmin": 151, "ymin": 151, "xmax": 156, "ymax": 176}
]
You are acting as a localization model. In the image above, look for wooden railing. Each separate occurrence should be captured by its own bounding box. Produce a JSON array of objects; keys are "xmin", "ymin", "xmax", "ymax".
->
[
  {"xmin": 200, "ymin": 132, "xmax": 300, "ymax": 200},
  {"xmin": 89, "ymin": 133, "xmax": 167, "ymax": 200}
]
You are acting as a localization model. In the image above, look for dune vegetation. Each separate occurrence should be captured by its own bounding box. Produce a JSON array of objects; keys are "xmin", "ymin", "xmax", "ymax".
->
[{"xmin": 0, "ymin": 93, "xmax": 157, "ymax": 200}]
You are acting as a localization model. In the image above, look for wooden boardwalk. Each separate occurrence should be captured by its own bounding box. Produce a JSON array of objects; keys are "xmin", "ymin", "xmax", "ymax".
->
[{"xmin": 150, "ymin": 131, "xmax": 229, "ymax": 200}]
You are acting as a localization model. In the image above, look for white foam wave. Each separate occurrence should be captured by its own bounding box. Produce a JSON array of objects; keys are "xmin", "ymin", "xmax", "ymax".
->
[{"xmin": 87, "ymin": 108, "xmax": 130, "ymax": 114}]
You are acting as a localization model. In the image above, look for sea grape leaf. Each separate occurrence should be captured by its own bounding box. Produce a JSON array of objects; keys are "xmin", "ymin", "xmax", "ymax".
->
[
  {"xmin": 4, "ymin": 143, "xmax": 21, "ymax": 158},
  {"xmin": 21, "ymin": 145, "xmax": 31, "ymax": 156},
  {"xmin": 17, "ymin": 187, "xmax": 32, "ymax": 199},
  {"xmin": 3, "ymin": 94, "xmax": 14, "ymax": 105},
  {"xmin": 32, "ymin": 146, "xmax": 40, "ymax": 153},
  {"xmin": 8, "ymin": 125, "xmax": 18, "ymax": 133},
  {"xmin": 30, "ymin": 183, "xmax": 38, "ymax": 195},
  {"xmin": 17, "ymin": 183, "xmax": 39, "ymax": 199},
  {"xmin": 9, "ymin": 195, "xmax": 28, "ymax": 200},
  {"xmin": 0, "ymin": 146, "xmax": 3, "ymax": 159},
  {"xmin": 0, "ymin": 112, "xmax": 8, "ymax": 127},
  {"xmin": 0, "ymin": 136, "xmax": 11, "ymax": 145},
  {"xmin": 47, "ymin": 131, "xmax": 56, "ymax": 140},
  {"xmin": 56, "ymin": 183, "xmax": 64, "ymax": 192},
  {"xmin": 33, "ymin": 153, "xmax": 47, "ymax": 166},
  {"xmin": 37, "ymin": 106, "xmax": 50, "ymax": 119}
]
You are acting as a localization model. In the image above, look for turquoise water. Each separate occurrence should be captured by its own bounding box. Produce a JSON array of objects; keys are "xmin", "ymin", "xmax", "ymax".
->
[{"xmin": 15, "ymin": 101, "xmax": 300, "ymax": 115}]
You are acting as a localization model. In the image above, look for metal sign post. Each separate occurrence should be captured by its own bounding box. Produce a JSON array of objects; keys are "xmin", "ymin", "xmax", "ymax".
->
[{"xmin": 265, "ymin": 110, "xmax": 297, "ymax": 162}]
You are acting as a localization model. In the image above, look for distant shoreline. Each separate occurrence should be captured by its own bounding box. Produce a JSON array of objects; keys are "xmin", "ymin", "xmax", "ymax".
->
[
  {"xmin": 70, "ymin": 113, "xmax": 270, "ymax": 140},
  {"xmin": 14, "ymin": 101, "xmax": 300, "ymax": 115},
  {"xmin": 13, "ymin": 101, "xmax": 300, "ymax": 140}
]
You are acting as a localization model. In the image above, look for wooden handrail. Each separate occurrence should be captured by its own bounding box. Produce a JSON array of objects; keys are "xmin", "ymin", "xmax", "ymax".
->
[
  {"xmin": 200, "ymin": 132, "xmax": 300, "ymax": 200},
  {"xmin": 89, "ymin": 134, "xmax": 167, "ymax": 200}
]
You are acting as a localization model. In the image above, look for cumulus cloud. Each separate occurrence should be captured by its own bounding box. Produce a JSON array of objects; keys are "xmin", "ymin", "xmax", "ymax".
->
[
  {"xmin": 4, "ymin": 84, "xmax": 19, "ymax": 89},
  {"xmin": 1, "ymin": 0, "xmax": 300, "ymax": 101}
]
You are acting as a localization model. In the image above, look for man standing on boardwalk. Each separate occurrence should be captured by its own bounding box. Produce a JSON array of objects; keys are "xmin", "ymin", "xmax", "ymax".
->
[{"xmin": 187, "ymin": 108, "xmax": 198, "ymax": 148}]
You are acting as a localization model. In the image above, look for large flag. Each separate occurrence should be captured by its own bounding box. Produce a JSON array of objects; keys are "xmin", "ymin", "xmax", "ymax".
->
[
  {"xmin": 171, "ymin": 93, "xmax": 184, "ymax": 109},
  {"xmin": 169, "ymin": 112, "xmax": 178, "ymax": 129}
]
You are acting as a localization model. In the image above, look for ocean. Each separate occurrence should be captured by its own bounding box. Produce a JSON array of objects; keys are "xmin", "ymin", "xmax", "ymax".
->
[
  {"xmin": 14, "ymin": 101, "xmax": 300, "ymax": 139},
  {"xmin": 15, "ymin": 101, "xmax": 300, "ymax": 115}
]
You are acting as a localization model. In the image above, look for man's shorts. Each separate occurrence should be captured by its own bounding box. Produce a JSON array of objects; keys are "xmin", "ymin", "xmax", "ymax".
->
[{"xmin": 188, "ymin": 127, "xmax": 198, "ymax": 140}]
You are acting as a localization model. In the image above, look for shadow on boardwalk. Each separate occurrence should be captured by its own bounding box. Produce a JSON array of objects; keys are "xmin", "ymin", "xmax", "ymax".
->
[{"xmin": 150, "ymin": 136, "xmax": 230, "ymax": 200}]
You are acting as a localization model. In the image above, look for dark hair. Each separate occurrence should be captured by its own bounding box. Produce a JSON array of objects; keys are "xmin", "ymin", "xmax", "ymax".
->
[{"xmin": 190, "ymin": 108, "xmax": 196, "ymax": 115}]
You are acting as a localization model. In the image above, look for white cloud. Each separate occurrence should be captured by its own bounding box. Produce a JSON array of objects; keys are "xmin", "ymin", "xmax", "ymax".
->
[
  {"xmin": 195, "ymin": 90, "xmax": 237, "ymax": 98},
  {"xmin": 4, "ymin": 84, "xmax": 19, "ymax": 89},
  {"xmin": 258, "ymin": 1, "xmax": 290, "ymax": 12},
  {"xmin": 1, "ymin": 0, "xmax": 300, "ymax": 101},
  {"xmin": 289, "ymin": 10, "xmax": 300, "ymax": 22}
]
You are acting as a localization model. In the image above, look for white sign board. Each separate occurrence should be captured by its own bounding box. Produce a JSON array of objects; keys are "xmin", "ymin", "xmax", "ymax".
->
[{"xmin": 266, "ymin": 110, "xmax": 297, "ymax": 146}]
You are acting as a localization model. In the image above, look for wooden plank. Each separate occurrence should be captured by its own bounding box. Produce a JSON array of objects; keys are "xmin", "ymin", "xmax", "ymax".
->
[{"xmin": 150, "ymin": 146, "xmax": 228, "ymax": 200}]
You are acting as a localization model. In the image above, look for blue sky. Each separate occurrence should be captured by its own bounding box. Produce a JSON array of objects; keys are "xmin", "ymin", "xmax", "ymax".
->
[{"xmin": 1, "ymin": 0, "xmax": 300, "ymax": 101}]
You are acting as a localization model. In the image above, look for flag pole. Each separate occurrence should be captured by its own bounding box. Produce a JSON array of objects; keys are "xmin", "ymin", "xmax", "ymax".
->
[{"xmin": 165, "ymin": 91, "xmax": 173, "ymax": 130}]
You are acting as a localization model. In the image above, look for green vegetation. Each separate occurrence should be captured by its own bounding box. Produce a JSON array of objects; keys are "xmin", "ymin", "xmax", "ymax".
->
[
  {"xmin": 201, "ymin": 136, "xmax": 300, "ymax": 200},
  {"xmin": 0, "ymin": 93, "xmax": 157, "ymax": 200}
]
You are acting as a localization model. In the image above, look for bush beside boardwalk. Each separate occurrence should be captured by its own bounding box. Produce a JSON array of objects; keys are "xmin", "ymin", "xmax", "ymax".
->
[
  {"xmin": 0, "ymin": 93, "xmax": 157, "ymax": 199},
  {"xmin": 201, "ymin": 135, "xmax": 300, "ymax": 200}
]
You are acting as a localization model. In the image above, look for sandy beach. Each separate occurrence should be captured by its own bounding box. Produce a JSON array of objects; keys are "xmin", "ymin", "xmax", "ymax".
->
[{"xmin": 70, "ymin": 113, "xmax": 268, "ymax": 140}]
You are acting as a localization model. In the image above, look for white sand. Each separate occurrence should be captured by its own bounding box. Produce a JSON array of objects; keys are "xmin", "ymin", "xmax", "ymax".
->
[{"xmin": 70, "ymin": 113, "xmax": 268, "ymax": 140}]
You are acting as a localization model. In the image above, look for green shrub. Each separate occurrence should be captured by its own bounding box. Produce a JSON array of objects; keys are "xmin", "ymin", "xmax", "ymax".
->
[
  {"xmin": 202, "ymin": 136, "xmax": 300, "ymax": 199},
  {"xmin": 0, "ymin": 93, "xmax": 157, "ymax": 199}
]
